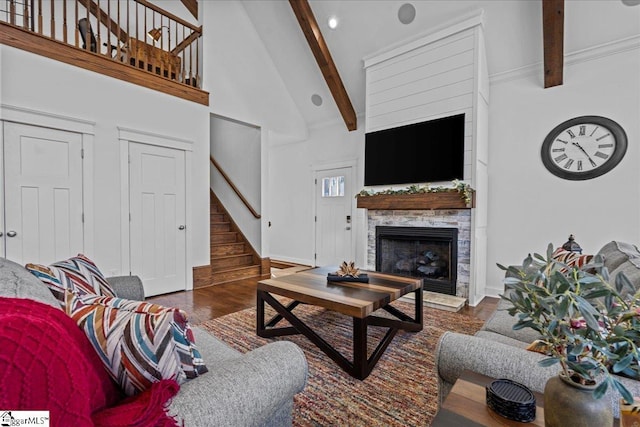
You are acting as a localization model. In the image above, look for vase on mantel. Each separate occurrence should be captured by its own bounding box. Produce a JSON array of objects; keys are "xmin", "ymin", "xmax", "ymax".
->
[{"xmin": 544, "ymin": 372, "xmax": 613, "ymax": 427}]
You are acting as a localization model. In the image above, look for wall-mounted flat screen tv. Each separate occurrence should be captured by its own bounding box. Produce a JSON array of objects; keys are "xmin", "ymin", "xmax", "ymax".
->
[{"xmin": 364, "ymin": 113, "xmax": 465, "ymax": 186}]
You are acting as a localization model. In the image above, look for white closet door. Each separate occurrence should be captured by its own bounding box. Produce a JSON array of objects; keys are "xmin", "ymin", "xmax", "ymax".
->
[
  {"xmin": 3, "ymin": 122, "xmax": 84, "ymax": 265},
  {"xmin": 129, "ymin": 142, "xmax": 186, "ymax": 296}
]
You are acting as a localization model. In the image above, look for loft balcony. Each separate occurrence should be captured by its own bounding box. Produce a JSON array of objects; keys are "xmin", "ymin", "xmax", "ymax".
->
[{"xmin": 0, "ymin": 0, "xmax": 208, "ymax": 105}]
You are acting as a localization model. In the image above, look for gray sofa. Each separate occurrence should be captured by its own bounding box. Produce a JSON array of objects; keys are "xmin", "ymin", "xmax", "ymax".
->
[
  {"xmin": 0, "ymin": 257, "xmax": 308, "ymax": 427},
  {"xmin": 436, "ymin": 241, "xmax": 640, "ymax": 418}
]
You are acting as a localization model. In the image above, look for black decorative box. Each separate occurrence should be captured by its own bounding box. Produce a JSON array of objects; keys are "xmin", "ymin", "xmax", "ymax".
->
[
  {"xmin": 327, "ymin": 274, "xmax": 369, "ymax": 283},
  {"xmin": 486, "ymin": 378, "xmax": 536, "ymax": 423}
]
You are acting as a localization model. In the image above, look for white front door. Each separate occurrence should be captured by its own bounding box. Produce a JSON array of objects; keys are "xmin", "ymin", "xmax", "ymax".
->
[
  {"xmin": 129, "ymin": 142, "xmax": 186, "ymax": 296},
  {"xmin": 315, "ymin": 167, "xmax": 353, "ymax": 266},
  {"xmin": 3, "ymin": 122, "xmax": 84, "ymax": 264}
]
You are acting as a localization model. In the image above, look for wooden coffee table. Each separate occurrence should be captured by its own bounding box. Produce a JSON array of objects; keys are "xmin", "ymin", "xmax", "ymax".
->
[{"xmin": 256, "ymin": 267, "xmax": 423, "ymax": 380}]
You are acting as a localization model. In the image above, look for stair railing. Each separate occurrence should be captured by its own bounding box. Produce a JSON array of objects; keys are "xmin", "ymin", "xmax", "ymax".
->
[
  {"xmin": 0, "ymin": 0, "xmax": 202, "ymax": 89},
  {"xmin": 210, "ymin": 155, "xmax": 261, "ymax": 219}
]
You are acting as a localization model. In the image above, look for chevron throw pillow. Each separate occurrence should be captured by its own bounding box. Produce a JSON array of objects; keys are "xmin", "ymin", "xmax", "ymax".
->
[
  {"xmin": 65, "ymin": 291, "xmax": 208, "ymax": 396},
  {"xmin": 26, "ymin": 254, "xmax": 115, "ymax": 306}
]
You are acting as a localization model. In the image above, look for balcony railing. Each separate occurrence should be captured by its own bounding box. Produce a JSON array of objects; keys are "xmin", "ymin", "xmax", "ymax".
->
[{"xmin": 1, "ymin": 0, "xmax": 203, "ymax": 95}]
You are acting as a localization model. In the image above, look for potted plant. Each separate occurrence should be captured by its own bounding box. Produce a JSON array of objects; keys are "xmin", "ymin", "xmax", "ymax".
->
[{"xmin": 498, "ymin": 244, "xmax": 640, "ymax": 427}]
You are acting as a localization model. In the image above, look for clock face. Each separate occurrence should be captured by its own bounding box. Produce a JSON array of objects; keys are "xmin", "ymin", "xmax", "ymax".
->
[{"xmin": 541, "ymin": 116, "xmax": 627, "ymax": 180}]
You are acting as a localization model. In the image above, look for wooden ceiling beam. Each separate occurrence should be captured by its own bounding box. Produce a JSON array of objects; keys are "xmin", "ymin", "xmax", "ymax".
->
[
  {"xmin": 289, "ymin": 0, "xmax": 357, "ymax": 131},
  {"xmin": 542, "ymin": 0, "xmax": 564, "ymax": 88},
  {"xmin": 181, "ymin": 0, "xmax": 198, "ymax": 20}
]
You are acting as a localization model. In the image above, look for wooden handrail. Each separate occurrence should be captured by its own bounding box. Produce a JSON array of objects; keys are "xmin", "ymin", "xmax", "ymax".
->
[
  {"xmin": 210, "ymin": 155, "xmax": 261, "ymax": 219},
  {"xmin": 135, "ymin": 0, "xmax": 200, "ymax": 32}
]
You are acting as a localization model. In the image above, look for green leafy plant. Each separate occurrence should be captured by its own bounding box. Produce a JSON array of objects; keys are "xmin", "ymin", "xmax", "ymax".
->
[
  {"xmin": 498, "ymin": 244, "xmax": 640, "ymax": 404},
  {"xmin": 356, "ymin": 179, "xmax": 473, "ymax": 205}
]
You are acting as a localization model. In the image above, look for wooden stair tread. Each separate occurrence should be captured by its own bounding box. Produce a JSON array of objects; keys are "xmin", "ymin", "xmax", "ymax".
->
[
  {"xmin": 211, "ymin": 253, "xmax": 253, "ymax": 260},
  {"xmin": 196, "ymin": 191, "xmax": 270, "ymax": 288}
]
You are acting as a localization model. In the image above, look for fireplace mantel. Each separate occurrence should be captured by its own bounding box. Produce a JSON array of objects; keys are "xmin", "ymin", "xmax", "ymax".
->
[{"xmin": 356, "ymin": 191, "xmax": 475, "ymax": 210}]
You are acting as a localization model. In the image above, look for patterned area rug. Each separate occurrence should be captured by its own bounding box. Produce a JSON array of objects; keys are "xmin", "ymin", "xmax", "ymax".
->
[{"xmin": 198, "ymin": 299, "xmax": 485, "ymax": 426}]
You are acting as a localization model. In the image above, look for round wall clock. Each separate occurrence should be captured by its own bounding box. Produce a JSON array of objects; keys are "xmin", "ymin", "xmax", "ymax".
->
[{"xmin": 541, "ymin": 116, "xmax": 627, "ymax": 180}]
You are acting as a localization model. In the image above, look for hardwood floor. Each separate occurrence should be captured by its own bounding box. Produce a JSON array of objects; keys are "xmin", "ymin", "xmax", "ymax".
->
[{"xmin": 147, "ymin": 276, "xmax": 499, "ymax": 324}]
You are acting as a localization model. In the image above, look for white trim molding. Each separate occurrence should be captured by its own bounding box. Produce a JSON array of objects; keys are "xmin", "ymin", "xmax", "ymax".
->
[
  {"xmin": 0, "ymin": 104, "xmax": 95, "ymax": 134},
  {"xmin": 117, "ymin": 127, "xmax": 194, "ymax": 151},
  {"xmin": 490, "ymin": 35, "xmax": 640, "ymax": 85}
]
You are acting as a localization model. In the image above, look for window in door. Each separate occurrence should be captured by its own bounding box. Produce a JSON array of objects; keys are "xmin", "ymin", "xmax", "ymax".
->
[{"xmin": 321, "ymin": 176, "xmax": 345, "ymax": 197}]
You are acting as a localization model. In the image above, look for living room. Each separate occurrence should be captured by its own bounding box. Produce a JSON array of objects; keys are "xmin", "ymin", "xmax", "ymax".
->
[{"xmin": 1, "ymin": 0, "xmax": 639, "ymax": 426}]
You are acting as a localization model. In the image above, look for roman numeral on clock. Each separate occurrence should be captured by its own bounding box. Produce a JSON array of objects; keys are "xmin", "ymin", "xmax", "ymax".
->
[
  {"xmin": 596, "ymin": 133, "xmax": 611, "ymax": 141},
  {"xmin": 577, "ymin": 160, "xmax": 583, "ymax": 171},
  {"xmin": 564, "ymin": 159, "xmax": 574, "ymax": 169},
  {"xmin": 567, "ymin": 130, "xmax": 576, "ymax": 138},
  {"xmin": 552, "ymin": 148, "xmax": 565, "ymax": 152},
  {"xmin": 594, "ymin": 151, "xmax": 609, "ymax": 160},
  {"xmin": 598, "ymin": 143, "xmax": 614, "ymax": 148},
  {"xmin": 579, "ymin": 126, "xmax": 586, "ymax": 136},
  {"xmin": 554, "ymin": 154, "xmax": 568, "ymax": 163}
]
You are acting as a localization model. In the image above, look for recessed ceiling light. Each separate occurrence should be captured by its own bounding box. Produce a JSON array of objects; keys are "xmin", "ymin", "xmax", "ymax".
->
[
  {"xmin": 327, "ymin": 16, "xmax": 339, "ymax": 30},
  {"xmin": 311, "ymin": 94, "xmax": 323, "ymax": 106},
  {"xmin": 621, "ymin": 0, "xmax": 640, "ymax": 5},
  {"xmin": 398, "ymin": 3, "xmax": 416, "ymax": 25}
]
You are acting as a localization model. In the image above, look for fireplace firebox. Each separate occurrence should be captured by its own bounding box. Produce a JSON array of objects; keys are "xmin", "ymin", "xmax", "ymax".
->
[{"xmin": 376, "ymin": 226, "xmax": 458, "ymax": 295}]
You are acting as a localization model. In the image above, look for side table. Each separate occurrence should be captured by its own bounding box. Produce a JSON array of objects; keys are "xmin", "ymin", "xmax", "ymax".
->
[
  {"xmin": 432, "ymin": 370, "xmax": 620, "ymax": 426},
  {"xmin": 432, "ymin": 370, "xmax": 546, "ymax": 426}
]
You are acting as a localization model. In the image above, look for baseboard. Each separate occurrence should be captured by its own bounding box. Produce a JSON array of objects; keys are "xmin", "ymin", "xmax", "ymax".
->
[{"xmin": 269, "ymin": 254, "xmax": 314, "ymax": 267}]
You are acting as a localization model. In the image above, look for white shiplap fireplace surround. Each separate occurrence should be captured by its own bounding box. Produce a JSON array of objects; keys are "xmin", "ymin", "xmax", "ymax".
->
[{"xmin": 361, "ymin": 11, "xmax": 489, "ymax": 306}]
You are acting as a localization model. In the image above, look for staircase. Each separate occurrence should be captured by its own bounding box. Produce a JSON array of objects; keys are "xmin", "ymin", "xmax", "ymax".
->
[{"xmin": 196, "ymin": 192, "xmax": 268, "ymax": 288}]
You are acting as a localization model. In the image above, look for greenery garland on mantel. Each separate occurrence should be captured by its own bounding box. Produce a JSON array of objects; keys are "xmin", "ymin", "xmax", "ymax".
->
[{"xmin": 356, "ymin": 180, "xmax": 474, "ymax": 206}]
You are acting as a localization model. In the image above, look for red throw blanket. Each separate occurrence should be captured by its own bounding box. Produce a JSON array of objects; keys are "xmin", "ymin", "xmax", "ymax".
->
[{"xmin": 0, "ymin": 297, "xmax": 180, "ymax": 427}]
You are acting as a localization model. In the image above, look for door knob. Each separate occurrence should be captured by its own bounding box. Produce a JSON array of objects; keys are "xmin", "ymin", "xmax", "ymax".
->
[
  {"xmin": 0, "ymin": 231, "xmax": 3, "ymax": 237},
  {"xmin": 178, "ymin": 225, "xmax": 185, "ymax": 230},
  {"xmin": 6, "ymin": 231, "xmax": 17, "ymax": 237},
  {"xmin": 345, "ymin": 226, "xmax": 351, "ymax": 230}
]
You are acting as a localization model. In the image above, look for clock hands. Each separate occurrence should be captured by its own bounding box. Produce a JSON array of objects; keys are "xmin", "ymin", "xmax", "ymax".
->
[{"xmin": 571, "ymin": 142, "xmax": 597, "ymax": 167}]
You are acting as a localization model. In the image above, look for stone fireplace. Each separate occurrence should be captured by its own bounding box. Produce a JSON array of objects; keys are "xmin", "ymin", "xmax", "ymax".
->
[
  {"xmin": 376, "ymin": 226, "xmax": 458, "ymax": 295},
  {"xmin": 366, "ymin": 208, "xmax": 471, "ymax": 300}
]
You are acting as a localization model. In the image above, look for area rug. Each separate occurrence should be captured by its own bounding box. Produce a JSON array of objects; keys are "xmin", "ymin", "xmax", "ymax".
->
[{"xmin": 198, "ymin": 300, "xmax": 485, "ymax": 427}]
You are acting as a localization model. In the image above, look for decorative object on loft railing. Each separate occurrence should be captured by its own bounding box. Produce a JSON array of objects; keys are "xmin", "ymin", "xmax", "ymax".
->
[
  {"xmin": 356, "ymin": 180, "xmax": 474, "ymax": 210},
  {"xmin": 147, "ymin": 25, "xmax": 169, "ymax": 45},
  {"xmin": 327, "ymin": 261, "xmax": 369, "ymax": 283}
]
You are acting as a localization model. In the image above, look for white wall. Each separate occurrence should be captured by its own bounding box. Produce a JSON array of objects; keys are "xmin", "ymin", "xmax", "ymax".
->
[
  {"xmin": 200, "ymin": 0, "xmax": 310, "ymax": 258},
  {"xmin": 200, "ymin": 0, "xmax": 307, "ymax": 139},
  {"xmin": 485, "ymin": 44, "xmax": 640, "ymax": 296},
  {"xmin": 267, "ymin": 119, "xmax": 366, "ymax": 266},
  {"xmin": 0, "ymin": 45, "xmax": 210, "ymax": 279}
]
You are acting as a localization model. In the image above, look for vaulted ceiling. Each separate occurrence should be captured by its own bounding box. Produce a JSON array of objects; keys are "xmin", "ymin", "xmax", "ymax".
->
[{"xmin": 240, "ymin": 0, "xmax": 640, "ymax": 130}]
